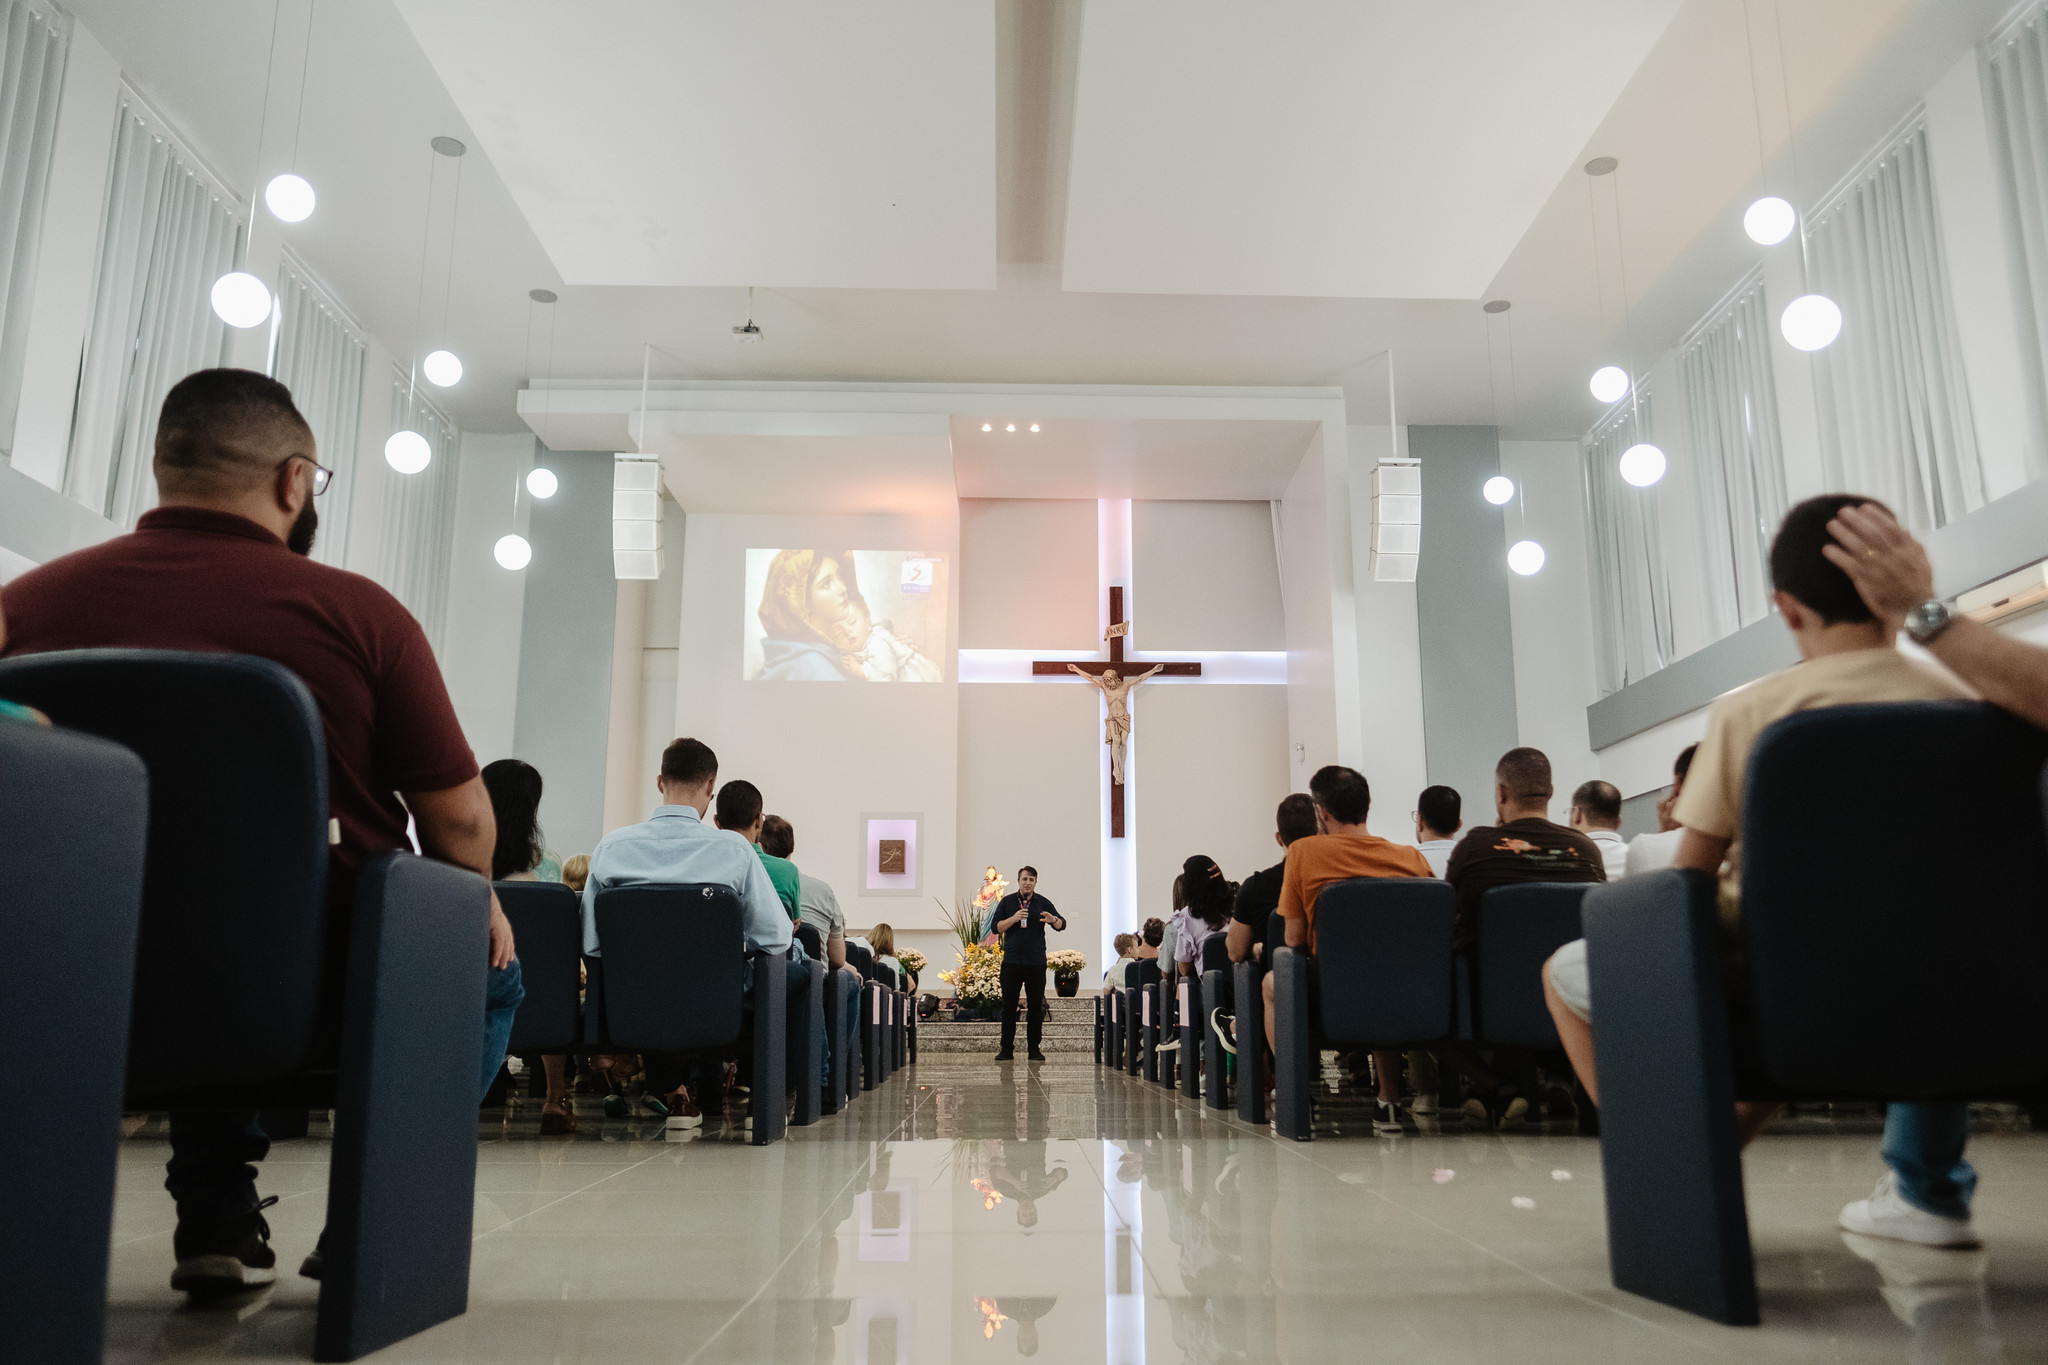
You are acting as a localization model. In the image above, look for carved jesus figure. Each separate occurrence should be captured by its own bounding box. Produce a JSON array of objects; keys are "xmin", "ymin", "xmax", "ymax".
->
[{"xmin": 1069, "ymin": 663, "xmax": 1165, "ymax": 784}]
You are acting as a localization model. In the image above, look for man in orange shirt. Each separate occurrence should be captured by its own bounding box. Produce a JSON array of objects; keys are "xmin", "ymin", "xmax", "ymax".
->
[{"xmin": 1268, "ymin": 765, "xmax": 1432, "ymax": 1131}]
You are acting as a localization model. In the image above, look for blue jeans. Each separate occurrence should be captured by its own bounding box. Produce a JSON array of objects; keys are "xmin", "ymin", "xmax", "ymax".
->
[
  {"xmin": 480, "ymin": 958, "xmax": 526, "ymax": 1101},
  {"xmin": 1883, "ymin": 1102, "xmax": 1976, "ymax": 1219}
]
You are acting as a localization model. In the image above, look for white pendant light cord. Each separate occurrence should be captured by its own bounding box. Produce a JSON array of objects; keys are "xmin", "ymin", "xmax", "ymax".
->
[
  {"xmin": 289, "ymin": 0, "xmax": 314, "ymax": 174},
  {"xmin": 405, "ymin": 146, "xmax": 436, "ymax": 416},
  {"xmin": 1767, "ymin": 0, "xmax": 1812, "ymax": 287},
  {"xmin": 439, "ymin": 154, "xmax": 463, "ymax": 354},
  {"xmin": 1608, "ymin": 165, "xmax": 1644, "ymax": 431}
]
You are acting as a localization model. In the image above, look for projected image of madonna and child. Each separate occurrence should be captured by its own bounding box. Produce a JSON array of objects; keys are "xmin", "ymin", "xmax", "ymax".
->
[{"xmin": 743, "ymin": 548, "xmax": 947, "ymax": 682}]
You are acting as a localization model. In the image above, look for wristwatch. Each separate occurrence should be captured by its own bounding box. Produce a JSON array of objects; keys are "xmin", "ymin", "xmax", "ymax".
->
[{"xmin": 1904, "ymin": 598, "xmax": 1957, "ymax": 644}]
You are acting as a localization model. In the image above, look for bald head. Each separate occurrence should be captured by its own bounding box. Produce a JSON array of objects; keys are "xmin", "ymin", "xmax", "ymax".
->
[{"xmin": 153, "ymin": 368, "xmax": 315, "ymax": 499}]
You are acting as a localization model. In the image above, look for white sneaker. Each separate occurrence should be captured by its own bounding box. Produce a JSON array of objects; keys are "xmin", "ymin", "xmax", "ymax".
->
[
  {"xmin": 1157, "ymin": 1038, "xmax": 1181, "ymax": 1053},
  {"xmin": 1839, "ymin": 1173, "xmax": 1981, "ymax": 1249},
  {"xmin": 1410, "ymin": 1093, "xmax": 1437, "ymax": 1116}
]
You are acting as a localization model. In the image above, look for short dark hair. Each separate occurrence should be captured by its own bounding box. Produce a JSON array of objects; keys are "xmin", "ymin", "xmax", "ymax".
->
[
  {"xmin": 1497, "ymin": 747, "xmax": 1553, "ymax": 802},
  {"xmin": 1416, "ymin": 785, "xmax": 1461, "ymax": 837},
  {"xmin": 1275, "ymin": 793, "xmax": 1317, "ymax": 845},
  {"xmin": 1308, "ymin": 765, "xmax": 1371, "ymax": 825},
  {"xmin": 759, "ymin": 814, "xmax": 794, "ymax": 858},
  {"xmin": 1770, "ymin": 493, "xmax": 1887, "ymax": 625},
  {"xmin": 1674, "ymin": 742, "xmax": 1698, "ymax": 786},
  {"xmin": 714, "ymin": 779, "xmax": 763, "ymax": 830},
  {"xmin": 154, "ymin": 368, "xmax": 314, "ymax": 495},
  {"xmin": 660, "ymin": 737, "xmax": 717, "ymax": 788},
  {"xmin": 1571, "ymin": 779, "xmax": 1622, "ymax": 826},
  {"xmin": 1018, "ymin": 865, "xmax": 1037, "ymax": 879},
  {"xmin": 1141, "ymin": 917, "xmax": 1164, "ymax": 947}
]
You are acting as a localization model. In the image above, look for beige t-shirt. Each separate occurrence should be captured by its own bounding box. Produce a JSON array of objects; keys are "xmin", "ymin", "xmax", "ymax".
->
[{"xmin": 1673, "ymin": 647, "xmax": 1972, "ymax": 898}]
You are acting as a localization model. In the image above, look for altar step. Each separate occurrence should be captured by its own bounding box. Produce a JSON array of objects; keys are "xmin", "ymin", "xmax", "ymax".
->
[{"xmin": 915, "ymin": 994, "xmax": 1102, "ymax": 1053}]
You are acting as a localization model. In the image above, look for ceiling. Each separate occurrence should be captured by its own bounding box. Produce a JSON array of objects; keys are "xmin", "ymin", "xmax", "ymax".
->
[
  {"xmin": 951, "ymin": 417, "xmax": 1319, "ymax": 500},
  {"xmin": 654, "ymin": 434, "xmax": 959, "ymax": 517},
  {"xmin": 60, "ymin": 0, "xmax": 2017, "ymax": 456}
]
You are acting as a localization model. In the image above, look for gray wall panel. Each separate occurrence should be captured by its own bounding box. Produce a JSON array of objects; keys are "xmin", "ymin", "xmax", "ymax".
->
[
  {"xmin": 1412, "ymin": 425, "xmax": 1519, "ymax": 820},
  {"xmin": 512, "ymin": 449, "xmax": 618, "ymax": 860}
]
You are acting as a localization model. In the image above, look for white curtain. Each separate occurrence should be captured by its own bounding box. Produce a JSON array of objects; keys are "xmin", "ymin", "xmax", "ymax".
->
[
  {"xmin": 1584, "ymin": 393, "xmax": 1673, "ymax": 696},
  {"xmin": 1982, "ymin": 3, "xmax": 2048, "ymax": 482},
  {"xmin": 63, "ymin": 97, "xmax": 239, "ymax": 526},
  {"xmin": 1680, "ymin": 278, "xmax": 1786, "ymax": 640},
  {"xmin": 0, "ymin": 0, "xmax": 67, "ymax": 458},
  {"xmin": 378, "ymin": 372, "xmax": 458, "ymax": 650},
  {"xmin": 1808, "ymin": 122, "xmax": 1984, "ymax": 532},
  {"xmin": 272, "ymin": 259, "xmax": 364, "ymax": 567}
]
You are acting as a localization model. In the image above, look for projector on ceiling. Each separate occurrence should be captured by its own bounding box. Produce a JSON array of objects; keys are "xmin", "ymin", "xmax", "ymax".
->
[{"xmin": 732, "ymin": 322, "xmax": 763, "ymax": 343}]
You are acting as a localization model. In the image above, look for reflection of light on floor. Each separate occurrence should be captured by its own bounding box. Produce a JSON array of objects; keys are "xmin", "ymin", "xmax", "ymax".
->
[
  {"xmin": 971, "ymin": 1177, "xmax": 1004, "ymax": 1211},
  {"xmin": 974, "ymin": 1297, "xmax": 1010, "ymax": 1339}
]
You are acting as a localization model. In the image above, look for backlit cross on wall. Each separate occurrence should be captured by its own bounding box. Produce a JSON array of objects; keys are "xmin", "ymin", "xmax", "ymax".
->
[{"xmin": 1031, "ymin": 587, "xmax": 1199, "ymax": 839}]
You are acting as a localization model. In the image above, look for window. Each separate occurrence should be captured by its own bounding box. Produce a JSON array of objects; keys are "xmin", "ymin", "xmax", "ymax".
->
[
  {"xmin": 1679, "ymin": 274, "xmax": 1786, "ymax": 640},
  {"xmin": 272, "ymin": 258, "xmax": 365, "ymax": 567},
  {"xmin": 1982, "ymin": 1, "xmax": 2048, "ymax": 479},
  {"xmin": 378, "ymin": 373, "xmax": 458, "ymax": 649},
  {"xmin": 63, "ymin": 95, "xmax": 239, "ymax": 526},
  {"xmin": 1807, "ymin": 120, "xmax": 1984, "ymax": 531},
  {"xmin": 1583, "ymin": 393, "xmax": 1673, "ymax": 695},
  {"xmin": 0, "ymin": 0, "xmax": 68, "ymax": 460}
]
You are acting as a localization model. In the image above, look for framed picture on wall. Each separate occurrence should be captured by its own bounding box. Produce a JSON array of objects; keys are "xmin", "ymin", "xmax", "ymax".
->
[{"xmin": 860, "ymin": 812, "xmax": 920, "ymax": 896}]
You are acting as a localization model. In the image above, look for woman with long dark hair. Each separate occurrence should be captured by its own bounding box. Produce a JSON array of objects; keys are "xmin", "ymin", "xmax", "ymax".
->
[
  {"xmin": 480, "ymin": 760, "xmax": 576, "ymax": 1133},
  {"xmin": 1174, "ymin": 855, "xmax": 1236, "ymax": 979}
]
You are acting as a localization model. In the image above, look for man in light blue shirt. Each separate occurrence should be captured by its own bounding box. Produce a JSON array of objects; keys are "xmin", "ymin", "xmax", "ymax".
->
[{"xmin": 582, "ymin": 737, "xmax": 798, "ymax": 1123}]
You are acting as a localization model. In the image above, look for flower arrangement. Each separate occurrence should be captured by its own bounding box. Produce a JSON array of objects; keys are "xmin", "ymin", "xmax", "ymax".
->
[
  {"xmin": 897, "ymin": 947, "xmax": 926, "ymax": 975},
  {"xmin": 938, "ymin": 941, "xmax": 1005, "ymax": 1007},
  {"xmin": 936, "ymin": 896, "xmax": 987, "ymax": 956},
  {"xmin": 1046, "ymin": 949, "xmax": 1087, "ymax": 975}
]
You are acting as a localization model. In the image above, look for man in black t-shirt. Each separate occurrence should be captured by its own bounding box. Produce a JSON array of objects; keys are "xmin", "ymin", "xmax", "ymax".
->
[
  {"xmin": 1227, "ymin": 792, "xmax": 1318, "ymax": 964},
  {"xmin": 992, "ymin": 866, "xmax": 1066, "ymax": 1061},
  {"xmin": 1444, "ymin": 747, "xmax": 1606, "ymax": 951}
]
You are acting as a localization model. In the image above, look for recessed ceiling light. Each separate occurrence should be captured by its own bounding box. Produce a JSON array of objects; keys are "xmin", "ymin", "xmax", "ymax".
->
[
  {"xmin": 1029, "ymin": 424, "xmax": 1040, "ymax": 432},
  {"xmin": 982, "ymin": 423, "xmax": 992, "ymax": 432},
  {"xmin": 1006, "ymin": 423, "xmax": 1016, "ymax": 432}
]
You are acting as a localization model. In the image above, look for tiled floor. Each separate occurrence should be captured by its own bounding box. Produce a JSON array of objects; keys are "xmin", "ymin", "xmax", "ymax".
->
[{"xmin": 104, "ymin": 1055, "xmax": 2048, "ymax": 1362}]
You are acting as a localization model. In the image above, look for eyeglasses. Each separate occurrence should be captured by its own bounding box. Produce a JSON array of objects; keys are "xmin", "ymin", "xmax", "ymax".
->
[{"xmin": 280, "ymin": 454, "xmax": 335, "ymax": 497}]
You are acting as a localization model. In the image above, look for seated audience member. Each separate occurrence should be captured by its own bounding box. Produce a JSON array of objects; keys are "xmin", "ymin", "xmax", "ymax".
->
[
  {"xmin": 771, "ymin": 815, "xmax": 859, "ymax": 1081},
  {"xmin": 1544, "ymin": 494, "xmax": 1977, "ymax": 1245},
  {"xmin": 1412, "ymin": 785, "xmax": 1463, "ymax": 878},
  {"xmin": 1135, "ymin": 918, "xmax": 1164, "ymax": 960},
  {"xmin": 0, "ymin": 602, "xmax": 48, "ymax": 724},
  {"xmin": 1175, "ymin": 857, "xmax": 1233, "ymax": 977},
  {"xmin": 1436, "ymin": 747, "xmax": 1603, "ymax": 1129},
  {"xmin": 717, "ymin": 782, "xmax": 801, "ymax": 921},
  {"xmin": 484, "ymin": 758, "xmax": 579, "ymax": 1134},
  {"xmin": 0, "ymin": 368, "xmax": 518, "ymax": 1298},
  {"xmin": 1268, "ymin": 765, "xmax": 1432, "ymax": 1133},
  {"xmin": 1158, "ymin": 874, "xmax": 1187, "ymax": 984},
  {"xmin": 870, "ymin": 924, "xmax": 905, "ymax": 983},
  {"xmin": 582, "ymin": 737, "xmax": 796, "ymax": 1129},
  {"xmin": 1228, "ymin": 793, "xmax": 1318, "ymax": 965},
  {"xmin": 561, "ymin": 853, "xmax": 591, "ymax": 895},
  {"xmin": 1624, "ymin": 744, "xmax": 1697, "ymax": 876},
  {"xmin": 1446, "ymin": 748, "xmax": 1605, "ymax": 951},
  {"xmin": 1104, "ymin": 933, "xmax": 1138, "ymax": 987},
  {"xmin": 1568, "ymin": 780, "xmax": 1628, "ymax": 879}
]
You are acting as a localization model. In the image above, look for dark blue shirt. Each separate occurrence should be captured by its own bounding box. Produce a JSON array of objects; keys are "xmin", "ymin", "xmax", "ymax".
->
[{"xmin": 995, "ymin": 892, "xmax": 1064, "ymax": 966}]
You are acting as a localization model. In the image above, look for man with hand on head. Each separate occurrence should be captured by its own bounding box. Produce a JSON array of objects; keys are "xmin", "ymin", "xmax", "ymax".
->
[
  {"xmin": 992, "ymin": 866, "xmax": 1066, "ymax": 1062},
  {"xmin": 1, "ymin": 368, "xmax": 520, "ymax": 1298}
]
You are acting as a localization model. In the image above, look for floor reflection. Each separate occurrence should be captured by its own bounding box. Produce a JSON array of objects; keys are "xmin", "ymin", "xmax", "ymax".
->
[{"xmin": 100, "ymin": 1055, "xmax": 2048, "ymax": 1363}]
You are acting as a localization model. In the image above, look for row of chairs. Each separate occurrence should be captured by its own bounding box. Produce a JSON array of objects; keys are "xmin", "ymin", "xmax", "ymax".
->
[
  {"xmin": 0, "ymin": 648, "xmax": 924, "ymax": 1363},
  {"xmin": 490, "ymin": 882, "xmax": 912, "ymax": 1139},
  {"xmin": 1091, "ymin": 702, "xmax": 2048, "ymax": 1334},
  {"xmin": 1093, "ymin": 883, "xmax": 1590, "ymax": 1140}
]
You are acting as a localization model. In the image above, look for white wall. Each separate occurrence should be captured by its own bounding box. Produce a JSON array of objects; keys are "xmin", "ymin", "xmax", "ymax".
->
[
  {"xmin": 959, "ymin": 498, "xmax": 1097, "ymax": 648},
  {"xmin": 1135, "ymin": 684, "xmax": 1292, "ymax": 911},
  {"xmin": 675, "ymin": 509, "xmax": 962, "ymax": 946},
  {"xmin": 1131, "ymin": 499, "xmax": 1285, "ymax": 650},
  {"xmin": 440, "ymin": 432, "xmax": 533, "ymax": 762},
  {"xmin": 1279, "ymin": 432, "xmax": 1337, "ymax": 792}
]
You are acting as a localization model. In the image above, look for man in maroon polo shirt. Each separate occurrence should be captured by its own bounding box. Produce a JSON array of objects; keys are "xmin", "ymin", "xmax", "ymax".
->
[{"xmin": 2, "ymin": 368, "xmax": 519, "ymax": 1299}]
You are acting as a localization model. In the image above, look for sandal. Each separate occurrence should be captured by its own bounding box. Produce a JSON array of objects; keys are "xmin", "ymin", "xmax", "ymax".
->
[{"xmin": 539, "ymin": 1097, "xmax": 576, "ymax": 1135}]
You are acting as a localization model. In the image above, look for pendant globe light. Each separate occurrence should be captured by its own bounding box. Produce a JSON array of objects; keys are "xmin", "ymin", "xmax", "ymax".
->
[
  {"xmin": 214, "ymin": 0, "xmax": 290, "ymax": 328},
  {"xmin": 1746, "ymin": 0, "xmax": 1838, "ymax": 350},
  {"xmin": 1587, "ymin": 156, "xmax": 1665, "ymax": 487},
  {"xmin": 387, "ymin": 138, "xmax": 463, "ymax": 473},
  {"xmin": 1737, "ymin": 0, "xmax": 1795, "ymax": 246},
  {"xmin": 423, "ymin": 137, "xmax": 467, "ymax": 387},
  {"xmin": 263, "ymin": 0, "xmax": 319, "ymax": 223}
]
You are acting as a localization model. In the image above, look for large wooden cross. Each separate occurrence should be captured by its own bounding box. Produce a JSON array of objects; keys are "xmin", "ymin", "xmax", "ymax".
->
[{"xmin": 1032, "ymin": 586, "xmax": 1200, "ymax": 838}]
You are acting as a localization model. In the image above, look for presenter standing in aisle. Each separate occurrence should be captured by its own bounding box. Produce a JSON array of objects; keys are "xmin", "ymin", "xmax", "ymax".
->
[{"xmin": 993, "ymin": 867, "xmax": 1066, "ymax": 1062}]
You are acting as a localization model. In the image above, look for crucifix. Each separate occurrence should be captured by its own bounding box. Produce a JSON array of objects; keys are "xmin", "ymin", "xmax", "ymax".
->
[{"xmin": 1032, "ymin": 586, "xmax": 1200, "ymax": 838}]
